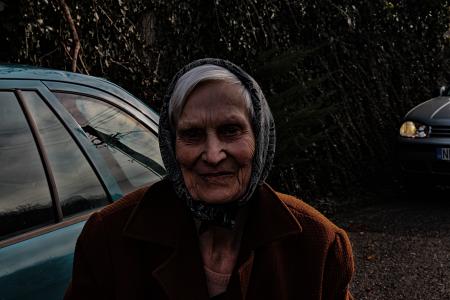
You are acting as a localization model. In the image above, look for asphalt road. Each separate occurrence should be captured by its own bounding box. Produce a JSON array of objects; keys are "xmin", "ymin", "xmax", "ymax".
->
[{"xmin": 332, "ymin": 189, "xmax": 450, "ymax": 300}]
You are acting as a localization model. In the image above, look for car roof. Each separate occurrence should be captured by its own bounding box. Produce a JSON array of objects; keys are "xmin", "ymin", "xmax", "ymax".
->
[
  {"xmin": 0, "ymin": 64, "xmax": 122, "ymax": 91},
  {"xmin": 0, "ymin": 64, "xmax": 159, "ymax": 120}
]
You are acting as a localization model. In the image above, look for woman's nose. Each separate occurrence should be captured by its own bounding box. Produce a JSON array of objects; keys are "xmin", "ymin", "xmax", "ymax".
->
[{"xmin": 202, "ymin": 134, "xmax": 226, "ymax": 165}]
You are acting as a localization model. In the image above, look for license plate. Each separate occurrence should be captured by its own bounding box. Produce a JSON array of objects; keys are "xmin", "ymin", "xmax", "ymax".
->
[{"xmin": 436, "ymin": 148, "xmax": 450, "ymax": 160}]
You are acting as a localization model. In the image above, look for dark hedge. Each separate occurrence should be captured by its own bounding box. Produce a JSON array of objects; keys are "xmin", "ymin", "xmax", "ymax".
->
[{"xmin": 1, "ymin": 0, "xmax": 450, "ymax": 205}]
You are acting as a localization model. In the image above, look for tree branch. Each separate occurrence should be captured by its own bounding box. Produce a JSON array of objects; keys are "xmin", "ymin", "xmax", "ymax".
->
[{"xmin": 59, "ymin": 0, "xmax": 80, "ymax": 72}]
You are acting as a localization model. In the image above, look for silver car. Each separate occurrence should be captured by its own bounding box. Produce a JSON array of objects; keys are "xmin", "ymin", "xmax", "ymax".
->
[{"xmin": 398, "ymin": 90, "xmax": 450, "ymax": 185}]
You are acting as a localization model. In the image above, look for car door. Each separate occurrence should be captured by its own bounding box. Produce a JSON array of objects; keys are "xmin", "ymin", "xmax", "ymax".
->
[
  {"xmin": 0, "ymin": 79, "xmax": 165, "ymax": 300},
  {"xmin": 44, "ymin": 80, "xmax": 165, "ymax": 197}
]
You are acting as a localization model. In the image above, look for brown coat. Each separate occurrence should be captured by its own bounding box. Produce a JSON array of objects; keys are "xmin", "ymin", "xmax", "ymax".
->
[{"xmin": 64, "ymin": 179, "xmax": 354, "ymax": 300}]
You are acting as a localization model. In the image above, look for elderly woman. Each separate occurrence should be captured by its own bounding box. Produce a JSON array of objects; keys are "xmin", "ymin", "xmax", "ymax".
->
[{"xmin": 65, "ymin": 58, "xmax": 354, "ymax": 300}]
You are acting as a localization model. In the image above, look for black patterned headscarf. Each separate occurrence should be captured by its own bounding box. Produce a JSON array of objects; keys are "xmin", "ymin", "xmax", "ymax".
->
[{"xmin": 158, "ymin": 58, "xmax": 276, "ymax": 228}]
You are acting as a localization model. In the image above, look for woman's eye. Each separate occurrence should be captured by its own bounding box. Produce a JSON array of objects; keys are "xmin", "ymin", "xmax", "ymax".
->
[
  {"xmin": 178, "ymin": 128, "xmax": 204, "ymax": 141},
  {"xmin": 219, "ymin": 125, "xmax": 241, "ymax": 137}
]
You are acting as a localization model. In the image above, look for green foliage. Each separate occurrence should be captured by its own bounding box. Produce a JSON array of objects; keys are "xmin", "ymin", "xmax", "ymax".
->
[{"xmin": 1, "ymin": 0, "xmax": 450, "ymax": 203}]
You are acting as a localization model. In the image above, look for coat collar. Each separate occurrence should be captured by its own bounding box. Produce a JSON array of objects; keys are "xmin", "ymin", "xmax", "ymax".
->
[
  {"xmin": 123, "ymin": 179, "xmax": 302, "ymax": 248},
  {"xmin": 243, "ymin": 183, "xmax": 303, "ymax": 250},
  {"xmin": 122, "ymin": 179, "xmax": 302, "ymax": 299}
]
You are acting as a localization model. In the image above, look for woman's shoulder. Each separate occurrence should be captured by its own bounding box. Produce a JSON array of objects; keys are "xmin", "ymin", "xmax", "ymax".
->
[
  {"xmin": 88, "ymin": 180, "xmax": 170, "ymax": 230},
  {"xmin": 277, "ymin": 192, "xmax": 334, "ymax": 225},
  {"xmin": 79, "ymin": 185, "xmax": 150, "ymax": 237},
  {"xmin": 98, "ymin": 185, "xmax": 151, "ymax": 217},
  {"xmin": 264, "ymin": 185, "xmax": 344, "ymax": 237}
]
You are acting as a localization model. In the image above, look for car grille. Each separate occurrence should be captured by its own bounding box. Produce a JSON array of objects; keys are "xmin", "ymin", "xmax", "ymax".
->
[{"xmin": 430, "ymin": 126, "xmax": 450, "ymax": 137}]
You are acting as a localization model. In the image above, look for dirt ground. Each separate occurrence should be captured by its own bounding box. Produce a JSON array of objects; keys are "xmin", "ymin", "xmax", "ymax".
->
[{"xmin": 331, "ymin": 189, "xmax": 450, "ymax": 300}]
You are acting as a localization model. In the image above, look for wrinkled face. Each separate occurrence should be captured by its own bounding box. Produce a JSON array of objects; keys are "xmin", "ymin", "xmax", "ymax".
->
[{"xmin": 175, "ymin": 81, "xmax": 255, "ymax": 204}]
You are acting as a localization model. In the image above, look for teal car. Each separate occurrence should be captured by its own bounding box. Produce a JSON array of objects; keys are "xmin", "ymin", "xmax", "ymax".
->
[{"xmin": 0, "ymin": 65, "xmax": 165, "ymax": 299}]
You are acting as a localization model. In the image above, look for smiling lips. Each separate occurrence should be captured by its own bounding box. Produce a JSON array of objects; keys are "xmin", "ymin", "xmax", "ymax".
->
[{"xmin": 199, "ymin": 171, "xmax": 235, "ymax": 182}]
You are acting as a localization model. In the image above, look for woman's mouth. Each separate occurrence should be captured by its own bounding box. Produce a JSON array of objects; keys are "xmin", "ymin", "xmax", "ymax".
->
[{"xmin": 199, "ymin": 172, "xmax": 234, "ymax": 181}]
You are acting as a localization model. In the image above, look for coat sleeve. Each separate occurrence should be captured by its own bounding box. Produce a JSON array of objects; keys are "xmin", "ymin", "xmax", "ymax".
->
[
  {"xmin": 64, "ymin": 212, "xmax": 113, "ymax": 300},
  {"xmin": 322, "ymin": 229, "xmax": 355, "ymax": 300}
]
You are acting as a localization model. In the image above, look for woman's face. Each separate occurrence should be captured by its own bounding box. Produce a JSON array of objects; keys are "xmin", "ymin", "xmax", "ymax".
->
[{"xmin": 175, "ymin": 81, "xmax": 255, "ymax": 204}]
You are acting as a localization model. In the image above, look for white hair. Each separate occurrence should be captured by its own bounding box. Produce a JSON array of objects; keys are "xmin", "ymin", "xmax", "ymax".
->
[{"xmin": 169, "ymin": 64, "xmax": 254, "ymax": 128}]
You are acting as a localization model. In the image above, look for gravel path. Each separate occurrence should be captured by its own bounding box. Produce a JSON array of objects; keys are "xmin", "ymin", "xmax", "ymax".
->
[{"xmin": 331, "ymin": 189, "xmax": 450, "ymax": 300}]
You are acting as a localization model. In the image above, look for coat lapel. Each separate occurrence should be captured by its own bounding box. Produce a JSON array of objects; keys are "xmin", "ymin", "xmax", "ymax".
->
[
  {"xmin": 235, "ymin": 183, "xmax": 303, "ymax": 299},
  {"xmin": 243, "ymin": 183, "xmax": 303, "ymax": 250},
  {"xmin": 237, "ymin": 251, "xmax": 254, "ymax": 300},
  {"xmin": 122, "ymin": 179, "xmax": 210, "ymax": 300},
  {"xmin": 151, "ymin": 220, "xmax": 210, "ymax": 300}
]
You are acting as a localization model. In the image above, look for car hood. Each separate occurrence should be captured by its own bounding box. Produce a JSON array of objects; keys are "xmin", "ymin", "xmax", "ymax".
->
[{"xmin": 405, "ymin": 97, "xmax": 450, "ymax": 124}]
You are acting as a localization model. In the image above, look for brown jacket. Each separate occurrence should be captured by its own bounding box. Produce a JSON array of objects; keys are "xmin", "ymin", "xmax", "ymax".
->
[{"xmin": 65, "ymin": 179, "xmax": 354, "ymax": 300}]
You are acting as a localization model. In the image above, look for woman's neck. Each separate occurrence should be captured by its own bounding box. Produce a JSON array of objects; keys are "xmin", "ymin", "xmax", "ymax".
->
[{"xmin": 196, "ymin": 205, "xmax": 249, "ymax": 296}]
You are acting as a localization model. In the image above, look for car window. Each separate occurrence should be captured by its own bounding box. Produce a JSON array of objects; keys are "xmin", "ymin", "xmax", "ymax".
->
[
  {"xmin": 0, "ymin": 92, "xmax": 53, "ymax": 241},
  {"xmin": 21, "ymin": 92, "xmax": 109, "ymax": 218},
  {"xmin": 54, "ymin": 93, "xmax": 165, "ymax": 196}
]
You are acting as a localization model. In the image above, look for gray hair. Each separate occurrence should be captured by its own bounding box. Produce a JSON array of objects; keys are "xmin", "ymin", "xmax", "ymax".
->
[{"xmin": 168, "ymin": 64, "xmax": 254, "ymax": 128}]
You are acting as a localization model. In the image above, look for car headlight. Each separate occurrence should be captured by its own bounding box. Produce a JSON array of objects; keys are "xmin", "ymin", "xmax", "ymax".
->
[{"xmin": 399, "ymin": 121, "xmax": 429, "ymax": 138}]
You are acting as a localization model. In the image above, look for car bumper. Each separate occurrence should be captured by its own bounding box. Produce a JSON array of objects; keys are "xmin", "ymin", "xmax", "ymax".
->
[{"xmin": 398, "ymin": 137, "xmax": 450, "ymax": 178}]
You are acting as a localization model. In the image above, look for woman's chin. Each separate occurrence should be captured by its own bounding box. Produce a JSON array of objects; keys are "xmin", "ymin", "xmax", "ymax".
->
[{"xmin": 186, "ymin": 175, "xmax": 246, "ymax": 204}]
